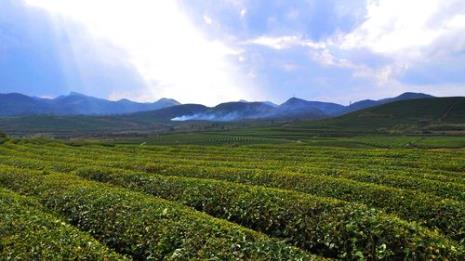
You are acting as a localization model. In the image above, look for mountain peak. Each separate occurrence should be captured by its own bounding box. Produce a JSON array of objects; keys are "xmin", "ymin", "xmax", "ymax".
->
[
  {"xmin": 156, "ymin": 98, "xmax": 180, "ymax": 105},
  {"xmin": 68, "ymin": 91, "xmax": 88, "ymax": 97},
  {"xmin": 263, "ymin": 101, "xmax": 278, "ymax": 108},
  {"xmin": 283, "ymin": 97, "xmax": 306, "ymax": 105},
  {"xmin": 396, "ymin": 92, "xmax": 434, "ymax": 99},
  {"xmin": 0, "ymin": 91, "xmax": 440, "ymax": 118},
  {"xmin": 54, "ymin": 92, "xmax": 92, "ymax": 101},
  {"xmin": 0, "ymin": 92, "xmax": 181, "ymax": 116},
  {"xmin": 1, "ymin": 92, "xmax": 30, "ymax": 98}
]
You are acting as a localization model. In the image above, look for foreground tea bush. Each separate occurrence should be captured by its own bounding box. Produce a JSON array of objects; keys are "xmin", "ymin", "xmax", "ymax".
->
[
  {"xmin": 2, "ymin": 141, "xmax": 465, "ymax": 259},
  {"xmin": 74, "ymin": 167, "xmax": 465, "ymax": 260},
  {"xmin": 5, "ymin": 147, "xmax": 465, "ymax": 202},
  {"xmin": 138, "ymin": 163, "xmax": 465, "ymax": 243},
  {"xmin": 0, "ymin": 170, "xmax": 318, "ymax": 260},
  {"xmin": 2, "ymin": 144, "xmax": 465, "ymax": 242},
  {"xmin": 2, "ymin": 148, "xmax": 465, "ymax": 244},
  {"xmin": 321, "ymin": 170, "xmax": 465, "ymax": 201},
  {"xmin": 0, "ymin": 188, "xmax": 127, "ymax": 260},
  {"xmin": 6, "ymin": 144, "xmax": 465, "ymax": 201}
]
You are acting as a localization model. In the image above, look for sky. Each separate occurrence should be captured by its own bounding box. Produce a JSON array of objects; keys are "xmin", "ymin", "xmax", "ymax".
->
[{"xmin": 1, "ymin": 0, "xmax": 465, "ymax": 105}]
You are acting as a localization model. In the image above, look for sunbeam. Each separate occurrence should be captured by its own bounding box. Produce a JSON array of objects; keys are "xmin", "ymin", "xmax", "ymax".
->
[{"xmin": 24, "ymin": 0, "xmax": 255, "ymax": 105}]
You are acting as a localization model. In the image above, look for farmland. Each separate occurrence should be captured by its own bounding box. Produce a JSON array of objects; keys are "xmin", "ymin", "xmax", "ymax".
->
[
  {"xmin": 3, "ymin": 0, "xmax": 465, "ymax": 259},
  {"xmin": 1, "ymin": 135, "xmax": 465, "ymax": 260}
]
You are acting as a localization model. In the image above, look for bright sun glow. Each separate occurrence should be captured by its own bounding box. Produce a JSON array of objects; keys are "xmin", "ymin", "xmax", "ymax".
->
[{"xmin": 25, "ymin": 0, "xmax": 254, "ymax": 105}]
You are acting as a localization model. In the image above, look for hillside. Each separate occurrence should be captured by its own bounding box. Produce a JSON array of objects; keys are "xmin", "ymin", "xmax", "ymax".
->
[
  {"xmin": 295, "ymin": 97, "xmax": 465, "ymax": 134},
  {"xmin": 172, "ymin": 102, "xmax": 277, "ymax": 121},
  {"xmin": 274, "ymin": 98, "xmax": 338, "ymax": 118},
  {"xmin": 167, "ymin": 92, "xmax": 435, "ymax": 120},
  {"xmin": 120, "ymin": 104, "xmax": 209, "ymax": 122},
  {"xmin": 0, "ymin": 92, "xmax": 180, "ymax": 116},
  {"xmin": 1, "ymin": 91, "xmax": 435, "ymax": 119},
  {"xmin": 344, "ymin": 92, "xmax": 434, "ymax": 113},
  {"xmin": 1, "ymin": 95, "xmax": 464, "ymax": 137}
]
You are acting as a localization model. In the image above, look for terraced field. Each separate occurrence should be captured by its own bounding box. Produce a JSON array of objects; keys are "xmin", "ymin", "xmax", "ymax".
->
[{"xmin": 1, "ymin": 138, "xmax": 465, "ymax": 260}]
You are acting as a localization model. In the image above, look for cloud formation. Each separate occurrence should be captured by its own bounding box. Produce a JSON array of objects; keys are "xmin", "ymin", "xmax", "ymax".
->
[
  {"xmin": 24, "ymin": 0, "xmax": 256, "ymax": 105},
  {"xmin": 239, "ymin": 0, "xmax": 465, "ymax": 102},
  {"xmin": 246, "ymin": 35, "xmax": 325, "ymax": 50},
  {"xmin": 2, "ymin": 0, "xmax": 464, "ymax": 104}
]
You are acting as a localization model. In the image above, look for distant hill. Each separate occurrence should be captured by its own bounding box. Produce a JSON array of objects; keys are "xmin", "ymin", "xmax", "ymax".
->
[
  {"xmin": 1, "ymin": 95, "xmax": 464, "ymax": 137},
  {"xmin": 1, "ymin": 91, "xmax": 436, "ymax": 120},
  {"xmin": 121, "ymin": 104, "xmax": 209, "ymax": 123},
  {"xmin": 0, "ymin": 104, "xmax": 210, "ymax": 137},
  {"xmin": 0, "ymin": 92, "xmax": 180, "ymax": 116},
  {"xmin": 0, "ymin": 93, "xmax": 52, "ymax": 115},
  {"xmin": 276, "ymin": 98, "xmax": 343, "ymax": 117},
  {"xmin": 169, "ymin": 100, "xmax": 330, "ymax": 121},
  {"xmin": 171, "ymin": 102, "xmax": 276, "ymax": 121},
  {"xmin": 345, "ymin": 92, "xmax": 434, "ymax": 113},
  {"xmin": 296, "ymin": 97, "xmax": 465, "ymax": 134},
  {"xmin": 169, "ymin": 93, "xmax": 434, "ymax": 121}
]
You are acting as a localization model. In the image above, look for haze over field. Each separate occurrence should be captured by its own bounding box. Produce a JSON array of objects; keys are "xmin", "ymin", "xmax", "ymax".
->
[{"xmin": 1, "ymin": 0, "xmax": 464, "ymax": 105}]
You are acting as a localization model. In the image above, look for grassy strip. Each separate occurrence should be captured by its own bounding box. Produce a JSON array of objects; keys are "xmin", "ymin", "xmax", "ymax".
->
[
  {"xmin": 10, "ymin": 142, "xmax": 465, "ymax": 180},
  {"xmin": 328, "ymin": 170, "xmax": 465, "ymax": 201},
  {"xmin": 4, "ymin": 145, "xmax": 465, "ymax": 200},
  {"xmin": 0, "ymin": 188, "xmax": 127, "ymax": 260},
  {"xmin": 5, "ymin": 143, "xmax": 465, "ymax": 192},
  {"xmin": 76, "ymin": 166, "xmax": 465, "ymax": 260},
  {"xmin": 14, "ymin": 141, "xmax": 465, "ymax": 183},
  {"xmin": 2, "ymin": 149, "xmax": 465, "ymax": 243},
  {"xmin": 2, "ymin": 146, "xmax": 465, "ymax": 242},
  {"xmin": 0, "ymin": 168, "xmax": 319, "ymax": 260},
  {"xmin": 137, "ymin": 163, "xmax": 465, "ymax": 243}
]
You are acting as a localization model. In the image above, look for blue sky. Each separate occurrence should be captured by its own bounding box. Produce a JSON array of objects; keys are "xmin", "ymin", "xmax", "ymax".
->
[{"xmin": 1, "ymin": 0, "xmax": 465, "ymax": 105}]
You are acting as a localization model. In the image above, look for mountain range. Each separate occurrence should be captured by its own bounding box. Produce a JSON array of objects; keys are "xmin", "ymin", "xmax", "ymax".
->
[
  {"xmin": 290, "ymin": 96, "xmax": 465, "ymax": 134},
  {"xmin": 0, "ymin": 92, "xmax": 435, "ymax": 121},
  {"xmin": 1, "ymin": 93, "xmax": 463, "ymax": 137},
  {"xmin": 0, "ymin": 92, "xmax": 180, "ymax": 116},
  {"xmin": 166, "ymin": 92, "xmax": 434, "ymax": 121}
]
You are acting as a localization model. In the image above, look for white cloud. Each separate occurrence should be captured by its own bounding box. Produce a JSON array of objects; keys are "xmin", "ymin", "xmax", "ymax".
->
[
  {"xmin": 281, "ymin": 63, "xmax": 299, "ymax": 71},
  {"xmin": 240, "ymin": 9, "xmax": 247, "ymax": 18},
  {"xmin": 340, "ymin": 0, "xmax": 465, "ymax": 59},
  {"xmin": 308, "ymin": 48, "xmax": 405, "ymax": 86},
  {"xmin": 24, "ymin": 0, "xmax": 465, "ymax": 103},
  {"xmin": 246, "ymin": 35, "xmax": 326, "ymax": 50},
  {"xmin": 203, "ymin": 15, "xmax": 213, "ymax": 25},
  {"xmin": 246, "ymin": 0, "xmax": 465, "ymax": 63},
  {"xmin": 25, "ymin": 0, "xmax": 256, "ymax": 105},
  {"xmin": 246, "ymin": 34, "xmax": 396, "ymax": 85},
  {"xmin": 246, "ymin": 0, "xmax": 465, "ymax": 92},
  {"xmin": 334, "ymin": 0, "xmax": 465, "ymax": 89}
]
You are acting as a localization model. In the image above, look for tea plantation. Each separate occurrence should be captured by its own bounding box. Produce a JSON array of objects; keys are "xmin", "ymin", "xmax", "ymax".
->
[{"xmin": 1, "ymin": 136, "xmax": 465, "ymax": 260}]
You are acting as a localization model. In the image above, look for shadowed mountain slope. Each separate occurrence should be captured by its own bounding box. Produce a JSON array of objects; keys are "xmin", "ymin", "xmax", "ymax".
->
[{"xmin": 0, "ymin": 92, "xmax": 180, "ymax": 116}]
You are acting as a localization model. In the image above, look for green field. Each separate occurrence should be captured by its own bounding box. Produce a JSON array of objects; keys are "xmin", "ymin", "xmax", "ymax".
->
[{"xmin": 1, "ymin": 134, "xmax": 465, "ymax": 260}]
